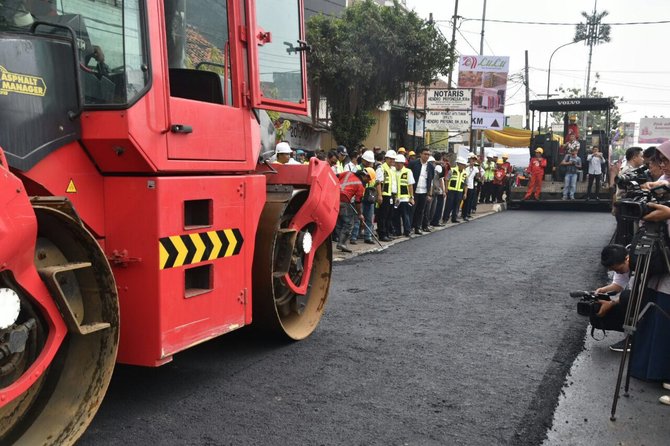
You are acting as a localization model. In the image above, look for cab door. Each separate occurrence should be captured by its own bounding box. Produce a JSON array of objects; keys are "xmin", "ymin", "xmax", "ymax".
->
[
  {"xmin": 246, "ymin": 0, "xmax": 308, "ymax": 115},
  {"xmin": 164, "ymin": 0, "xmax": 247, "ymax": 161}
]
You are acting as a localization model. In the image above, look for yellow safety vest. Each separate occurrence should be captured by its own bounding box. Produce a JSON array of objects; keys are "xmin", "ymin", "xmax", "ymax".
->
[
  {"xmin": 397, "ymin": 167, "xmax": 411, "ymax": 199},
  {"xmin": 381, "ymin": 163, "xmax": 395, "ymax": 196},
  {"xmin": 448, "ymin": 167, "xmax": 467, "ymax": 192}
]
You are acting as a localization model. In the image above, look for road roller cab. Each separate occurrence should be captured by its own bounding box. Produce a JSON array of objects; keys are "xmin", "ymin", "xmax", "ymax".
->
[{"xmin": 0, "ymin": 1, "xmax": 338, "ymax": 444}]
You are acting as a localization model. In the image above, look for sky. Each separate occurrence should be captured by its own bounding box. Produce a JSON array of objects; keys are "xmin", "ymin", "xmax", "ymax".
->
[{"xmin": 404, "ymin": 0, "xmax": 670, "ymax": 130}]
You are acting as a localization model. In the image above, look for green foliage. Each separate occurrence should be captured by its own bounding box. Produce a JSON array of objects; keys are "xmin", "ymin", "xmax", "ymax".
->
[
  {"xmin": 307, "ymin": 0, "xmax": 452, "ymax": 149},
  {"xmin": 549, "ymin": 76, "xmax": 622, "ymax": 131}
]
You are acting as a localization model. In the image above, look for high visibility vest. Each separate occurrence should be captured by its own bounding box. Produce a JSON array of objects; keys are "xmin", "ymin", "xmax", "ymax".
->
[
  {"xmin": 381, "ymin": 163, "xmax": 395, "ymax": 196},
  {"xmin": 397, "ymin": 167, "xmax": 411, "ymax": 199},
  {"xmin": 447, "ymin": 167, "xmax": 466, "ymax": 192},
  {"xmin": 483, "ymin": 161, "xmax": 495, "ymax": 181},
  {"xmin": 339, "ymin": 171, "xmax": 359, "ymax": 190}
]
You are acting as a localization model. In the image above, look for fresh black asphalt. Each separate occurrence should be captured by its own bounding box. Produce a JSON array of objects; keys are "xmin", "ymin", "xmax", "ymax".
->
[{"xmin": 79, "ymin": 210, "xmax": 614, "ymax": 445}]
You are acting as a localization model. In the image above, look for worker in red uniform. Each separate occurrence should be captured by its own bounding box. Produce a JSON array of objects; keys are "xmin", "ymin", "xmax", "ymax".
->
[
  {"xmin": 567, "ymin": 114, "xmax": 580, "ymax": 140},
  {"xmin": 524, "ymin": 148, "xmax": 547, "ymax": 200},
  {"xmin": 335, "ymin": 167, "xmax": 375, "ymax": 253},
  {"xmin": 501, "ymin": 153, "xmax": 514, "ymax": 201}
]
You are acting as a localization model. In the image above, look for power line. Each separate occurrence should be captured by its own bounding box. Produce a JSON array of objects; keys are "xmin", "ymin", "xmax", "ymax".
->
[
  {"xmin": 455, "ymin": 28, "xmax": 479, "ymax": 55},
  {"xmin": 438, "ymin": 18, "xmax": 670, "ymax": 26}
]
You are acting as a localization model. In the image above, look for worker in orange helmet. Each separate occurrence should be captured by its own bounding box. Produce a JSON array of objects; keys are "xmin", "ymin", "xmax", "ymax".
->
[{"xmin": 524, "ymin": 148, "xmax": 547, "ymax": 200}]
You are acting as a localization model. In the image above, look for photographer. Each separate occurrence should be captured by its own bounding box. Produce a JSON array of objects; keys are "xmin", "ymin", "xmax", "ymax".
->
[
  {"xmin": 591, "ymin": 244, "xmax": 635, "ymax": 351},
  {"xmin": 613, "ymin": 147, "xmax": 646, "ymax": 245}
]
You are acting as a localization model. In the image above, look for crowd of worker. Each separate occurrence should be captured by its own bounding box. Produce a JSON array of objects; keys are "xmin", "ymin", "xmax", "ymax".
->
[{"xmin": 272, "ymin": 141, "xmax": 514, "ymax": 253}]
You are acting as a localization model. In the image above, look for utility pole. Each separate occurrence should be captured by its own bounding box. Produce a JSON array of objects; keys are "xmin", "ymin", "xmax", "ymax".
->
[
  {"xmin": 574, "ymin": 0, "xmax": 610, "ymax": 128},
  {"xmin": 524, "ymin": 50, "xmax": 530, "ymax": 130},
  {"xmin": 477, "ymin": 0, "xmax": 487, "ymax": 155},
  {"xmin": 447, "ymin": 0, "xmax": 459, "ymax": 88}
]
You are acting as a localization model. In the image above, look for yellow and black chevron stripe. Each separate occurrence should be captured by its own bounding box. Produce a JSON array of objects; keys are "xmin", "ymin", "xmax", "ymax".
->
[{"xmin": 159, "ymin": 229, "xmax": 244, "ymax": 269}]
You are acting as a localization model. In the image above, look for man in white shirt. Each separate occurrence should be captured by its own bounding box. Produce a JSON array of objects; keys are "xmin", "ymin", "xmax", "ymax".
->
[{"xmin": 586, "ymin": 146, "xmax": 606, "ymax": 200}]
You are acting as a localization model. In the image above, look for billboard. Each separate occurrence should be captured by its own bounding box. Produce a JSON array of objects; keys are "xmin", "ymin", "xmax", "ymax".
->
[
  {"xmin": 457, "ymin": 55, "xmax": 509, "ymax": 130},
  {"xmin": 426, "ymin": 110, "xmax": 471, "ymax": 132},
  {"xmin": 426, "ymin": 88, "xmax": 472, "ymax": 110},
  {"xmin": 639, "ymin": 118, "xmax": 670, "ymax": 144}
]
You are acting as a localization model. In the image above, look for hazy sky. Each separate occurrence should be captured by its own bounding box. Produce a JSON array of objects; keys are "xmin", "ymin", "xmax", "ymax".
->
[{"xmin": 405, "ymin": 0, "xmax": 670, "ymax": 128}]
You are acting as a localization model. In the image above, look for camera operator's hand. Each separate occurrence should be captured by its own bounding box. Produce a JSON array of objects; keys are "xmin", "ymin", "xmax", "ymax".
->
[
  {"xmin": 642, "ymin": 179, "xmax": 670, "ymax": 190},
  {"xmin": 642, "ymin": 203, "xmax": 670, "ymax": 222},
  {"xmin": 596, "ymin": 299, "xmax": 616, "ymax": 317}
]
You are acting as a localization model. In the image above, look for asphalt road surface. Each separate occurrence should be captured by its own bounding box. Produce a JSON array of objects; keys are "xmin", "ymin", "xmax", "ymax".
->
[{"xmin": 79, "ymin": 210, "xmax": 614, "ymax": 446}]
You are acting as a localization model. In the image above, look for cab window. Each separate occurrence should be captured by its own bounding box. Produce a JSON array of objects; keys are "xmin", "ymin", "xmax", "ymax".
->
[
  {"xmin": 0, "ymin": 0, "xmax": 149, "ymax": 106},
  {"xmin": 255, "ymin": 0, "xmax": 304, "ymax": 104},
  {"xmin": 164, "ymin": 0, "xmax": 233, "ymax": 106}
]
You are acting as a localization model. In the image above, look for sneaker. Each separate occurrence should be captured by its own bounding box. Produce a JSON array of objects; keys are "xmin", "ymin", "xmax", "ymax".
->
[
  {"xmin": 663, "ymin": 383, "xmax": 670, "ymax": 391},
  {"xmin": 609, "ymin": 339, "xmax": 631, "ymax": 353},
  {"xmin": 349, "ymin": 240, "xmax": 357, "ymax": 245},
  {"xmin": 660, "ymin": 395, "xmax": 670, "ymax": 406},
  {"xmin": 336, "ymin": 244, "xmax": 352, "ymax": 253}
]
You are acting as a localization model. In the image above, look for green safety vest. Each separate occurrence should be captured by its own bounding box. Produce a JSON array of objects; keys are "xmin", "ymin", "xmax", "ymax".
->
[
  {"xmin": 381, "ymin": 163, "xmax": 395, "ymax": 196},
  {"xmin": 397, "ymin": 167, "xmax": 411, "ymax": 199},
  {"xmin": 448, "ymin": 167, "xmax": 467, "ymax": 192},
  {"xmin": 483, "ymin": 160, "xmax": 495, "ymax": 181}
]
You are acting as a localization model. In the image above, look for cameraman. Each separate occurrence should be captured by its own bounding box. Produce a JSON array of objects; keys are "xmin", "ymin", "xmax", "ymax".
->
[
  {"xmin": 613, "ymin": 147, "xmax": 645, "ymax": 245},
  {"xmin": 592, "ymin": 244, "xmax": 634, "ymax": 351}
]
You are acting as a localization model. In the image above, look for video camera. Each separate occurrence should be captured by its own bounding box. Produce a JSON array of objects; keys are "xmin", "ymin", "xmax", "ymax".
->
[
  {"xmin": 615, "ymin": 165, "xmax": 650, "ymax": 191},
  {"xmin": 617, "ymin": 184, "xmax": 670, "ymax": 220},
  {"xmin": 570, "ymin": 290, "xmax": 612, "ymax": 317}
]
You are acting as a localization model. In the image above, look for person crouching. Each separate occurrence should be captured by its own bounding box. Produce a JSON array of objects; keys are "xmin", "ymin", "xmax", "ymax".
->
[{"xmin": 335, "ymin": 168, "xmax": 376, "ymax": 253}]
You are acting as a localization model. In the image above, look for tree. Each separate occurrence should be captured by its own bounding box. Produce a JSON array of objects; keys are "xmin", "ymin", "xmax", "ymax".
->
[
  {"xmin": 549, "ymin": 75, "xmax": 622, "ymax": 132},
  {"xmin": 307, "ymin": 0, "xmax": 452, "ymax": 150}
]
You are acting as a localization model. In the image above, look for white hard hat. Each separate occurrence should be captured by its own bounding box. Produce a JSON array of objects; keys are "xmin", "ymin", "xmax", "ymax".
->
[
  {"xmin": 385, "ymin": 150, "xmax": 397, "ymax": 159},
  {"xmin": 456, "ymin": 156, "xmax": 467, "ymax": 164},
  {"xmin": 275, "ymin": 142, "xmax": 292, "ymax": 154},
  {"xmin": 361, "ymin": 151, "xmax": 375, "ymax": 163},
  {"xmin": 395, "ymin": 154, "xmax": 406, "ymax": 163},
  {"xmin": 428, "ymin": 156, "xmax": 436, "ymax": 162}
]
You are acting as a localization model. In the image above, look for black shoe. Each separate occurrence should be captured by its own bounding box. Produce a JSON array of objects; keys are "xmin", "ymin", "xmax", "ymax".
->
[
  {"xmin": 451, "ymin": 219, "xmax": 460, "ymax": 223},
  {"xmin": 463, "ymin": 217, "xmax": 470, "ymax": 222},
  {"xmin": 609, "ymin": 339, "xmax": 631, "ymax": 353},
  {"xmin": 349, "ymin": 240, "xmax": 357, "ymax": 245},
  {"xmin": 380, "ymin": 236, "xmax": 392, "ymax": 242},
  {"xmin": 364, "ymin": 239, "xmax": 375, "ymax": 245},
  {"xmin": 414, "ymin": 229, "xmax": 423, "ymax": 235},
  {"xmin": 336, "ymin": 244, "xmax": 352, "ymax": 253},
  {"xmin": 422, "ymin": 227, "xmax": 432, "ymax": 232},
  {"xmin": 433, "ymin": 223, "xmax": 445, "ymax": 227},
  {"xmin": 404, "ymin": 233, "xmax": 412, "ymax": 237}
]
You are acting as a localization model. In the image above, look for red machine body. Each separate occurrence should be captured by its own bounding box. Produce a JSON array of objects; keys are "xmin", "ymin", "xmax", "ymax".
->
[{"xmin": 0, "ymin": 1, "xmax": 338, "ymax": 443}]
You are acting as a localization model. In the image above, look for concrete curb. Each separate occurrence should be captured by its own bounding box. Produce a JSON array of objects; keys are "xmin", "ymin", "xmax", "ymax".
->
[{"xmin": 333, "ymin": 202, "xmax": 505, "ymax": 262}]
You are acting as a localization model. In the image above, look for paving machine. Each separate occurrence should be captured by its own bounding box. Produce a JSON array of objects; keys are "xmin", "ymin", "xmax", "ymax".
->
[
  {"xmin": 509, "ymin": 97, "xmax": 614, "ymax": 210},
  {"xmin": 0, "ymin": 1, "xmax": 339, "ymax": 444}
]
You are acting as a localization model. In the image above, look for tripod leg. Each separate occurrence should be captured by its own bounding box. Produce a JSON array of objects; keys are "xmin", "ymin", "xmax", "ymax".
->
[
  {"xmin": 610, "ymin": 334, "xmax": 632, "ymax": 421},
  {"xmin": 610, "ymin": 247, "xmax": 652, "ymax": 421}
]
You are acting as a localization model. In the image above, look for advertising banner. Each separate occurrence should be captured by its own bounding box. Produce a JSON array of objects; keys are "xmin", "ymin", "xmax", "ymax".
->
[
  {"xmin": 426, "ymin": 110, "xmax": 471, "ymax": 132},
  {"xmin": 639, "ymin": 118, "xmax": 670, "ymax": 144},
  {"xmin": 457, "ymin": 55, "xmax": 509, "ymax": 130},
  {"xmin": 426, "ymin": 88, "xmax": 472, "ymax": 110},
  {"xmin": 407, "ymin": 111, "xmax": 425, "ymax": 137}
]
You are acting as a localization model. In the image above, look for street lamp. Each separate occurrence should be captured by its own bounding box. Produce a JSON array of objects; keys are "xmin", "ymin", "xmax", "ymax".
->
[{"xmin": 545, "ymin": 40, "xmax": 583, "ymax": 129}]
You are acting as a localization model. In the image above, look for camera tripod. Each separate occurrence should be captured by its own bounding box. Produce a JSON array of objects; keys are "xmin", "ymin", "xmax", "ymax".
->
[{"xmin": 610, "ymin": 221, "xmax": 670, "ymax": 420}]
